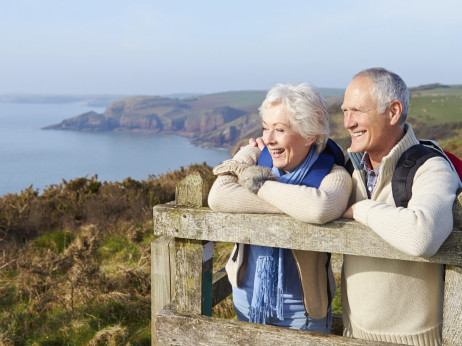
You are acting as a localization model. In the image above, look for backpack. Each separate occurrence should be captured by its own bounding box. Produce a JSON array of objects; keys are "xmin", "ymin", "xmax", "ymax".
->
[{"xmin": 347, "ymin": 140, "xmax": 462, "ymax": 208}]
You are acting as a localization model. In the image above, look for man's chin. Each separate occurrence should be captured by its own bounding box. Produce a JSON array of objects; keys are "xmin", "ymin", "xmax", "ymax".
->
[{"xmin": 349, "ymin": 145, "xmax": 365, "ymax": 153}]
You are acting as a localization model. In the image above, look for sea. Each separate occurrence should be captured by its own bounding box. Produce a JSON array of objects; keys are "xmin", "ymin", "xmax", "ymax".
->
[{"xmin": 0, "ymin": 102, "xmax": 231, "ymax": 196}]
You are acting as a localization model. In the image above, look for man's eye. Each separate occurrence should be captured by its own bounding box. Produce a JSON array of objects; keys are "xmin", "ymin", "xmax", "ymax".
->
[
  {"xmin": 262, "ymin": 127, "xmax": 268, "ymax": 132},
  {"xmin": 276, "ymin": 128, "xmax": 284, "ymax": 133}
]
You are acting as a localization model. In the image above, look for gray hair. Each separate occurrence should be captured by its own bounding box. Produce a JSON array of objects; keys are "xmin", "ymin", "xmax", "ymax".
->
[
  {"xmin": 354, "ymin": 67, "xmax": 409, "ymax": 126},
  {"xmin": 259, "ymin": 83, "xmax": 329, "ymax": 152}
]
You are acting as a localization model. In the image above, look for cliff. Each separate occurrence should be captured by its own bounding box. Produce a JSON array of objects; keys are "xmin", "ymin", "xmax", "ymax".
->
[{"xmin": 43, "ymin": 91, "xmax": 269, "ymax": 148}]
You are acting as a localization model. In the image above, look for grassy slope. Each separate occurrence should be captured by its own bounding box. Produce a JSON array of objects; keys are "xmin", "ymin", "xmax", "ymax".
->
[
  {"xmin": 411, "ymin": 85, "xmax": 462, "ymax": 95},
  {"xmin": 409, "ymin": 94, "xmax": 462, "ymax": 124},
  {"xmin": 188, "ymin": 88, "xmax": 344, "ymax": 111},
  {"xmin": 0, "ymin": 165, "xmax": 216, "ymax": 345}
]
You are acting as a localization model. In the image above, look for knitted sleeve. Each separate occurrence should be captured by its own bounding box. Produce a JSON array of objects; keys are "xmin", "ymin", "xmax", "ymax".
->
[
  {"xmin": 257, "ymin": 165, "xmax": 352, "ymax": 224},
  {"xmin": 208, "ymin": 145, "xmax": 353, "ymax": 221},
  {"xmin": 353, "ymin": 156, "xmax": 461, "ymax": 256}
]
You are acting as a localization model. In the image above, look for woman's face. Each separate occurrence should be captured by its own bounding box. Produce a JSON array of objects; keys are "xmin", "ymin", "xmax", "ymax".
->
[{"xmin": 262, "ymin": 104, "xmax": 315, "ymax": 173}]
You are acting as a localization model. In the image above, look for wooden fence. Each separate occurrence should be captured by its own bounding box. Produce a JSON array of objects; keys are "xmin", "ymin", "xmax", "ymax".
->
[{"xmin": 152, "ymin": 172, "xmax": 462, "ymax": 345}]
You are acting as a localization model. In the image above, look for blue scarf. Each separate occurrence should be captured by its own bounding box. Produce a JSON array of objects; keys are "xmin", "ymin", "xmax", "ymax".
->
[{"xmin": 249, "ymin": 146, "xmax": 320, "ymax": 324}]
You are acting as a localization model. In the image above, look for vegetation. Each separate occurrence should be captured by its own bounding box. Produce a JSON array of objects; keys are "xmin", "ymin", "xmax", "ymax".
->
[{"xmin": 0, "ymin": 163, "xmax": 223, "ymax": 345}]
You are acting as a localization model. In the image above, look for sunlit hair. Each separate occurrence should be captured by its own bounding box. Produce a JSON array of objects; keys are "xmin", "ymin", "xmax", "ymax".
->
[
  {"xmin": 259, "ymin": 83, "xmax": 329, "ymax": 153},
  {"xmin": 354, "ymin": 67, "xmax": 409, "ymax": 127}
]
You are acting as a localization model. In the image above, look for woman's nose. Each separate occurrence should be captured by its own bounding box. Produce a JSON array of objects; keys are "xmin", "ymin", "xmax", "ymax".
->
[{"xmin": 264, "ymin": 130, "xmax": 276, "ymax": 144}]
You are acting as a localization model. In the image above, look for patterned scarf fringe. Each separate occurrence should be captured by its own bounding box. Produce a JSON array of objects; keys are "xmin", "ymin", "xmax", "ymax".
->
[{"xmin": 249, "ymin": 247, "xmax": 284, "ymax": 324}]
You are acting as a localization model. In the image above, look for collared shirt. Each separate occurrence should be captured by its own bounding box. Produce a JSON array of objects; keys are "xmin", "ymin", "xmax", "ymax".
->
[{"xmin": 360, "ymin": 152, "xmax": 380, "ymax": 198}]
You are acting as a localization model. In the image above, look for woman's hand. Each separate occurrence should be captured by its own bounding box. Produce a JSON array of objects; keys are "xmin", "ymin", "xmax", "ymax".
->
[
  {"xmin": 213, "ymin": 160, "xmax": 250, "ymax": 177},
  {"xmin": 248, "ymin": 137, "xmax": 266, "ymax": 151},
  {"xmin": 238, "ymin": 165, "xmax": 277, "ymax": 194}
]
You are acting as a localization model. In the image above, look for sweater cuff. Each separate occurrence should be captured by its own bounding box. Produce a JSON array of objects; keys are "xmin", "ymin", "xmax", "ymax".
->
[
  {"xmin": 233, "ymin": 146, "xmax": 261, "ymax": 165},
  {"xmin": 353, "ymin": 199, "xmax": 376, "ymax": 224}
]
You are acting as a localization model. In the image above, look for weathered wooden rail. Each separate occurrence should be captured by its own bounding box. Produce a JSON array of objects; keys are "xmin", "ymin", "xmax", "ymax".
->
[{"xmin": 152, "ymin": 172, "xmax": 462, "ymax": 345}]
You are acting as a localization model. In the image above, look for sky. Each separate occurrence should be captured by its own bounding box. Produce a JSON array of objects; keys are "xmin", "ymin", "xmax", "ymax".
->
[{"xmin": 2, "ymin": 0, "xmax": 462, "ymax": 96}]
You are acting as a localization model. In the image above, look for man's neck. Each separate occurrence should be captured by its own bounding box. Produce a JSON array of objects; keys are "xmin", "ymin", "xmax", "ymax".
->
[{"xmin": 368, "ymin": 127, "xmax": 406, "ymax": 169}]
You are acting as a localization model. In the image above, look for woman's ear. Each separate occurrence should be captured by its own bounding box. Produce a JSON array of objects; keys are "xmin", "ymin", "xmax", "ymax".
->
[{"xmin": 306, "ymin": 135, "xmax": 317, "ymax": 147}]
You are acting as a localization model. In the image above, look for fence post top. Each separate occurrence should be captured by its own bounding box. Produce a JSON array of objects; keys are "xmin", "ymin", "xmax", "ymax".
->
[{"xmin": 175, "ymin": 172, "xmax": 213, "ymax": 208}]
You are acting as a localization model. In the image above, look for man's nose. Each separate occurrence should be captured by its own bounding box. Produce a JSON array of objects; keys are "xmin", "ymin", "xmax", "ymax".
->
[{"xmin": 344, "ymin": 112, "xmax": 355, "ymax": 129}]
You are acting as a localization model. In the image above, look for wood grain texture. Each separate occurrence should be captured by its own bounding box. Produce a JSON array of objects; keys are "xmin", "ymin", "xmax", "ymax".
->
[
  {"xmin": 151, "ymin": 236, "xmax": 175, "ymax": 345},
  {"xmin": 175, "ymin": 171, "xmax": 212, "ymax": 208},
  {"xmin": 155, "ymin": 303, "xmax": 402, "ymax": 346},
  {"xmin": 174, "ymin": 238, "xmax": 203, "ymax": 314},
  {"xmin": 152, "ymin": 177, "xmax": 462, "ymax": 345},
  {"xmin": 153, "ymin": 203, "xmax": 462, "ymax": 265},
  {"xmin": 442, "ymin": 265, "xmax": 462, "ymax": 345}
]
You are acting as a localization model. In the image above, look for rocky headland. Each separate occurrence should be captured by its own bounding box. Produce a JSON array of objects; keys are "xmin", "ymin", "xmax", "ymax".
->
[{"xmin": 43, "ymin": 91, "xmax": 273, "ymax": 149}]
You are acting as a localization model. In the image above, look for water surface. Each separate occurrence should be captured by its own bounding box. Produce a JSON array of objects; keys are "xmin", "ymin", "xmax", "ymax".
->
[{"xmin": 0, "ymin": 102, "xmax": 230, "ymax": 196}]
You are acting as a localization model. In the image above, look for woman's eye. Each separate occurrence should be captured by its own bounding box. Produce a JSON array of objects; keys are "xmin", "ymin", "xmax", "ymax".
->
[
  {"xmin": 276, "ymin": 128, "xmax": 284, "ymax": 133},
  {"xmin": 262, "ymin": 127, "xmax": 268, "ymax": 132}
]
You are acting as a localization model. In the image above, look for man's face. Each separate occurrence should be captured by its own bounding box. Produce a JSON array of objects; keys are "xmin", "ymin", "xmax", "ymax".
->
[{"xmin": 341, "ymin": 76, "xmax": 394, "ymax": 161}]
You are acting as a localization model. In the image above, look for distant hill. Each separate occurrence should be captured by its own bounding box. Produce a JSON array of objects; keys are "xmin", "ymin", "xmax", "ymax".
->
[
  {"xmin": 43, "ymin": 88, "xmax": 344, "ymax": 149},
  {"xmin": 43, "ymin": 85, "xmax": 462, "ymax": 155}
]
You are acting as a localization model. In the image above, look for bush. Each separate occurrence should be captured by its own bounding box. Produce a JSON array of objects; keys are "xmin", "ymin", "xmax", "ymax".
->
[
  {"xmin": 0, "ymin": 163, "xmax": 214, "ymax": 245},
  {"xmin": 0, "ymin": 163, "xmax": 215, "ymax": 345}
]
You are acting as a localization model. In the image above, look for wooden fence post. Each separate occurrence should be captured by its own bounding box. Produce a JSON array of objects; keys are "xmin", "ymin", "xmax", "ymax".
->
[
  {"xmin": 151, "ymin": 235, "xmax": 175, "ymax": 345},
  {"xmin": 442, "ymin": 265, "xmax": 462, "ymax": 345},
  {"xmin": 174, "ymin": 172, "xmax": 214, "ymax": 316},
  {"xmin": 442, "ymin": 190, "xmax": 462, "ymax": 345}
]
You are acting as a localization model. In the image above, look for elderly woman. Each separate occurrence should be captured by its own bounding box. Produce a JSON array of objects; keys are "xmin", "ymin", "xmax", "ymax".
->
[{"xmin": 208, "ymin": 83, "xmax": 352, "ymax": 333}]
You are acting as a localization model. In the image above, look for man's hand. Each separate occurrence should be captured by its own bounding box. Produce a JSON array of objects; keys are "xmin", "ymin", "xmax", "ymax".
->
[
  {"xmin": 342, "ymin": 204, "xmax": 356, "ymax": 219},
  {"xmin": 249, "ymin": 137, "xmax": 266, "ymax": 151}
]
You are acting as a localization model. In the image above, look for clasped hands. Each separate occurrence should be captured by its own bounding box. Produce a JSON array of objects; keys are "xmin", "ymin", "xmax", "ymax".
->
[{"xmin": 213, "ymin": 137, "xmax": 276, "ymax": 194}]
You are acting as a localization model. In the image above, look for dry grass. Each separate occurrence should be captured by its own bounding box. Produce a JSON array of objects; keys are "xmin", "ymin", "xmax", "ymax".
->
[{"xmin": 0, "ymin": 164, "xmax": 217, "ymax": 345}]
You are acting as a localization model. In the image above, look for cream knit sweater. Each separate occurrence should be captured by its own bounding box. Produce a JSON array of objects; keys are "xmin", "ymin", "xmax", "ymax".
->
[
  {"xmin": 208, "ymin": 145, "xmax": 352, "ymax": 224},
  {"xmin": 343, "ymin": 124, "xmax": 461, "ymax": 346}
]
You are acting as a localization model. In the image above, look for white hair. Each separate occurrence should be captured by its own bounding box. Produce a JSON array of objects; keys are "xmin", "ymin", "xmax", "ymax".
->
[
  {"xmin": 259, "ymin": 83, "xmax": 329, "ymax": 152},
  {"xmin": 354, "ymin": 67, "xmax": 409, "ymax": 126}
]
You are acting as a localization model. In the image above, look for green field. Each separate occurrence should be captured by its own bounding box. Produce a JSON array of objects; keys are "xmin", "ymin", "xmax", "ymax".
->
[
  {"xmin": 410, "ymin": 85, "xmax": 462, "ymax": 96},
  {"xmin": 409, "ymin": 94, "xmax": 462, "ymax": 124},
  {"xmin": 189, "ymin": 88, "xmax": 344, "ymax": 111}
]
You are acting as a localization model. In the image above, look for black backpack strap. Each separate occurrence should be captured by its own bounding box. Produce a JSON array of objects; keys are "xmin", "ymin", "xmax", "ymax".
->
[
  {"xmin": 345, "ymin": 158, "xmax": 354, "ymax": 176},
  {"xmin": 392, "ymin": 144, "xmax": 445, "ymax": 208}
]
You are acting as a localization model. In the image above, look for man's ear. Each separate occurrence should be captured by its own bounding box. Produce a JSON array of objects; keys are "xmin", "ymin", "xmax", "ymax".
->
[{"xmin": 388, "ymin": 100, "xmax": 403, "ymax": 126}]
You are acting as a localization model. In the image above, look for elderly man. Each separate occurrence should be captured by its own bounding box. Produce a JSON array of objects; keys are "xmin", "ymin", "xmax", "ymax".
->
[{"xmin": 340, "ymin": 67, "xmax": 461, "ymax": 345}]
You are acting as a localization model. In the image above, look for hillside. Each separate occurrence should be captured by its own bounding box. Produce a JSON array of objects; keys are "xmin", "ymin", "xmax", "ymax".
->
[
  {"xmin": 43, "ymin": 85, "xmax": 462, "ymax": 155},
  {"xmin": 43, "ymin": 89, "xmax": 344, "ymax": 149}
]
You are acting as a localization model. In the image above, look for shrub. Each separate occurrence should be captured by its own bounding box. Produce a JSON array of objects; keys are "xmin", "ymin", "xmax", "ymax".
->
[{"xmin": 0, "ymin": 163, "xmax": 215, "ymax": 345}]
